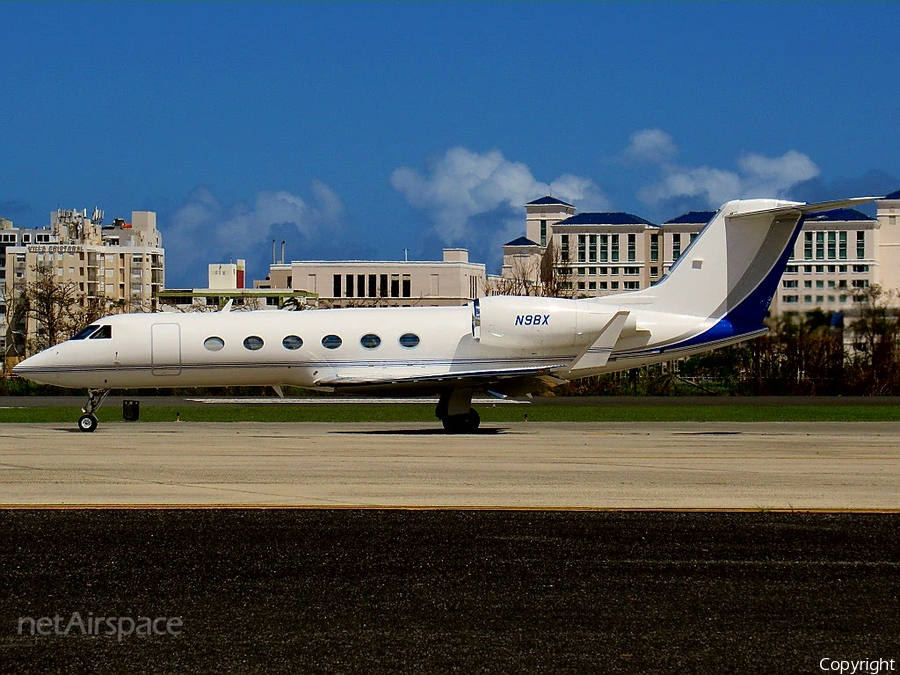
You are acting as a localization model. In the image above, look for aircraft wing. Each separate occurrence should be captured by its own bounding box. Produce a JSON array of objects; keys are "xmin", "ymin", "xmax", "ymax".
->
[{"xmin": 315, "ymin": 363, "xmax": 571, "ymax": 396}]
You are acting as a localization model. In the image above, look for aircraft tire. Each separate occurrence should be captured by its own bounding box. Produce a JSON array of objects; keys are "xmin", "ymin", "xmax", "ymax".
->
[
  {"xmin": 442, "ymin": 408, "xmax": 480, "ymax": 434},
  {"xmin": 78, "ymin": 414, "xmax": 98, "ymax": 433}
]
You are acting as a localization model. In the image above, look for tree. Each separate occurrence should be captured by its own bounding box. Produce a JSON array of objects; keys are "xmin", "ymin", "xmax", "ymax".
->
[
  {"xmin": 846, "ymin": 285, "xmax": 900, "ymax": 394},
  {"xmin": 13, "ymin": 264, "xmax": 147, "ymax": 356}
]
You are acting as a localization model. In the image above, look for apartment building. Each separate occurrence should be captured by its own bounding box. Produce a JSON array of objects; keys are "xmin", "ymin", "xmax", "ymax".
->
[
  {"xmin": 2, "ymin": 208, "xmax": 164, "ymax": 366},
  {"xmin": 503, "ymin": 194, "xmax": 900, "ymax": 317}
]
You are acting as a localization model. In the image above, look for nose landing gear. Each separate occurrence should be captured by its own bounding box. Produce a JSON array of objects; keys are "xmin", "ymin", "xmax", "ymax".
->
[{"xmin": 78, "ymin": 389, "xmax": 110, "ymax": 433}]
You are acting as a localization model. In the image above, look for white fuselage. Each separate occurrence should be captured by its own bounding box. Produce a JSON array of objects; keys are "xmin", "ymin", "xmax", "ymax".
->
[
  {"xmin": 20, "ymin": 196, "xmax": 877, "ymax": 398},
  {"xmin": 12, "ymin": 299, "xmax": 725, "ymax": 393}
]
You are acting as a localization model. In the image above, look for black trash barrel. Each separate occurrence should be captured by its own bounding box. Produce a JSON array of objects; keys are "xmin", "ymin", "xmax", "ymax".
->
[{"xmin": 123, "ymin": 400, "xmax": 140, "ymax": 421}]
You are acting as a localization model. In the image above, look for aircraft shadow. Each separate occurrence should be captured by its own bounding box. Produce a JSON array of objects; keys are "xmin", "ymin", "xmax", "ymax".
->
[{"xmin": 333, "ymin": 428, "xmax": 509, "ymax": 436}]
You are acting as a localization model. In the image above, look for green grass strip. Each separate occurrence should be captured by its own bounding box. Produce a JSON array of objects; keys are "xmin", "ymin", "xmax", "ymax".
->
[{"xmin": 1, "ymin": 404, "xmax": 900, "ymax": 424}]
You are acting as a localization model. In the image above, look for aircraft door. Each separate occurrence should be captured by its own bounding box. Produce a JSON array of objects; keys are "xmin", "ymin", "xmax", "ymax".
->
[{"xmin": 151, "ymin": 323, "xmax": 182, "ymax": 376}]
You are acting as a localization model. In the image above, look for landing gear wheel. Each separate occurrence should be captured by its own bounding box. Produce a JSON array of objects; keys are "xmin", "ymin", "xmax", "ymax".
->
[
  {"xmin": 78, "ymin": 414, "xmax": 98, "ymax": 433},
  {"xmin": 441, "ymin": 408, "xmax": 481, "ymax": 434}
]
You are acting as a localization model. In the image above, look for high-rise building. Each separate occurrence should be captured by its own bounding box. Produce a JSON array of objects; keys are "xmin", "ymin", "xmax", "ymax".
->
[{"xmin": 2, "ymin": 208, "xmax": 164, "ymax": 368}]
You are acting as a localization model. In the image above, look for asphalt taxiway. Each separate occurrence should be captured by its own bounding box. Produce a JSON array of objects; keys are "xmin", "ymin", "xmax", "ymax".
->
[{"xmin": 1, "ymin": 421, "xmax": 898, "ymax": 509}]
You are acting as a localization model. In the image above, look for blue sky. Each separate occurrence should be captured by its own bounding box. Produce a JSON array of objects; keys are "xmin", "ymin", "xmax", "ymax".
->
[{"xmin": 2, "ymin": 1, "xmax": 898, "ymax": 287}]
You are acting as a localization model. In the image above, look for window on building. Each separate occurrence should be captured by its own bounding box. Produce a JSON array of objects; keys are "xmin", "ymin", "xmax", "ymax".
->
[
  {"xmin": 402, "ymin": 275, "xmax": 411, "ymax": 298},
  {"xmin": 577, "ymin": 235, "xmax": 586, "ymax": 263},
  {"xmin": 390, "ymin": 274, "xmax": 400, "ymax": 298},
  {"xmin": 857, "ymin": 231, "xmax": 866, "ymax": 259},
  {"xmin": 345, "ymin": 274, "xmax": 354, "ymax": 298},
  {"xmin": 380, "ymin": 274, "xmax": 388, "ymax": 297},
  {"xmin": 560, "ymin": 235, "xmax": 569, "ymax": 261},
  {"xmin": 650, "ymin": 234, "xmax": 659, "ymax": 263},
  {"xmin": 588, "ymin": 235, "xmax": 597, "ymax": 263},
  {"xmin": 357, "ymin": 275, "xmax": 366, "ymax": 298},
  {"xmin": 803, "ymin": 232, "xmax": 813, "ymax": 259},
  {"xmin": 627, "ymin": 234, "xmax": 636, "ymax": 262},
  {"xmin": 368, "ymin": 274, "xmax": 377, "ymax": 298},
  {"xmin": 611, "ymin": 235, "xmax": 620, "ymax": 262},
  {"xmin": 611, "ymin": 281, "xmax": 619, "ymax": 290},
  {"xmin": 839, "ymin": 231, "xmax": 847, "ymax": 259},
  {"xmin": 783, "ymin": 280, "xmax": 798, "ymax": 288},
  {"xmin": 540, "ymin": 220, "xmax": 547, "ymax": 247},
  {"xmin": 600, "ymin": 234, "xmax": 608, "ymax": 263},
  {"xmin": 624, "ymin": 281, "xmax": 639, "ymax": 290},
  {"xmin": 672, "ymin": 233, "xmax": 682, "ymax": 261},
  {"xmin": 784, "ymin": 295, "xmax": 799, "ymax": 303},
  {"xmin": 333, "ymin": 274, "xmax": 341, "ymax": 298},
  {"xmin": 624, "ymin": 267, "xmax": 639, "ymax": 275},
  {"xmin": 828, "ymin": 231, "xmax": 836, "ymax": 260},
  {"xmin": 816, "ymin": 232, "xmax": 824, "ymax": 259}
]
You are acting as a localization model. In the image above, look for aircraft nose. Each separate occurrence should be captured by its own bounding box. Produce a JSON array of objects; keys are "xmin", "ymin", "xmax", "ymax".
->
[{"xmin": 11, "ymin": 350, "xmax": 56, "ymax": 383}]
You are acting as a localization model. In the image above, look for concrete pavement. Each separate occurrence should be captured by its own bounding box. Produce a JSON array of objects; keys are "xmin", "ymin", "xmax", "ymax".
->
[{"xmin": 1, "ymin": 421, "xmax": 898, "ymax": 509}]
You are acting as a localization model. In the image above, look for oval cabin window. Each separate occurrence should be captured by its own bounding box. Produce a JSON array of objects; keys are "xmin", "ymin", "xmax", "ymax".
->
[
  {"xmin": 243, "ymin": 336, "xmax": 264, "ymax": 351},
  {"xmin": 282, "ymin": 335, "xmax": 303, "ymax": 350},
  {"xmin": 399, "ymin": 333, "xmax": 420, "ymax": 349},
  {"xmin": 360, "ymin": 334, "xmax": 381, "ymax": 349},
  {"xmin": 204, "ymin": 336, "xmax": 225, "ymax": 351},
  {"xmin": 322, "ymin": 335, "xmax": 342, "ymax": 350}
]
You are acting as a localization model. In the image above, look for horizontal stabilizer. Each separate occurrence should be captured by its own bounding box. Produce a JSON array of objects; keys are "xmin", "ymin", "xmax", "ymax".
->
[
  {"xmin": 567, "ymin": 310, "xmax": 629, "ymax": 373},
  {"xmin": 726, "ymin": 197, "xmax": 880, "ymax": 220}
]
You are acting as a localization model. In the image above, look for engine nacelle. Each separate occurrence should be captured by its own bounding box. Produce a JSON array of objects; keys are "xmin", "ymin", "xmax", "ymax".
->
[{"xmin": 472, "ymin": 296, "xmax": 622, "ymax": 349}]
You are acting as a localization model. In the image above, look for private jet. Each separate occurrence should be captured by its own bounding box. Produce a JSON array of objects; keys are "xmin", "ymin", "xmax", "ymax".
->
[{"xmin": 13, "ymin": 196, "xmax": 877, "ymax": 432}]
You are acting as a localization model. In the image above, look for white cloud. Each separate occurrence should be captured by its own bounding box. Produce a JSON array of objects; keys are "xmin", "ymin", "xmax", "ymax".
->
[
  {"xmin": 624, "ymin": 128, "xmax": 678, "ymax": 163},
  {"xmin": 629, "ymin": 128, "xmax": 821, "ymax": 208},
  {"xmin": 162, "ymin": 181, "xmax": 347, "ymax": 287},
  {"xmin": 391, "ymin": 146, "xmax": 609, "ymax": 249}
]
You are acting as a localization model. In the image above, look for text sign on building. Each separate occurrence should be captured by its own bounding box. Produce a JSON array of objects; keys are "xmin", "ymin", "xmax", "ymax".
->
[{"xmin": 25, "ymin": 245, "xmax": 84, "ymax": 254}]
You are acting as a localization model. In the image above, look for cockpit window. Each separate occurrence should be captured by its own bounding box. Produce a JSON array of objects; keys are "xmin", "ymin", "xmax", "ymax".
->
[
  {"xmin": 89, "ymin": 325, "xmax": 112, "ymax": 340},
  {"xmin": 70, "ymin": 325, "xmax": 100, "ymax": 340}
]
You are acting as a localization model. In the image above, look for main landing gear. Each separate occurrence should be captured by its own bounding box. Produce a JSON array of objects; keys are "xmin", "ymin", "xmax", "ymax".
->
[
  {"xmin": 436, "ymin": 389, "xmax": 481, "ymax": 433},
  {"xmin": 78, "ymin": 388, "xmax": 110, "ymax": 433}
]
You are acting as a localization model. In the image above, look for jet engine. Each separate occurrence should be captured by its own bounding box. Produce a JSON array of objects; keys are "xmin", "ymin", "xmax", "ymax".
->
[{"xmin": 471, "ymin": 296, "xmax": 623, "ymax": 349}]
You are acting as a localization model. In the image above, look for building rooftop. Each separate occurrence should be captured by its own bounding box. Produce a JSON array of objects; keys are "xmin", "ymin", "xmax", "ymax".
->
[
  {"xmin": 504, "ymin": 236, "xmax": 540, "ymax": 247},
  {"xmin": 805, "ymin": 208, "xmax": 875, "ymax": 222},
  {"xmin": 556, "ymin": 212, "xmax": 657, "ymax": 227},
  {"xmin": 526, "ymin": 196, "xmax": 574, "ymax": 207},
  {"xmin": 665, "ymin": 211, "xmax": 716, "ymax": 225},
  {"xmin": 883, "ymin": 189, "xmax": 900, "ymax": 200}
]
